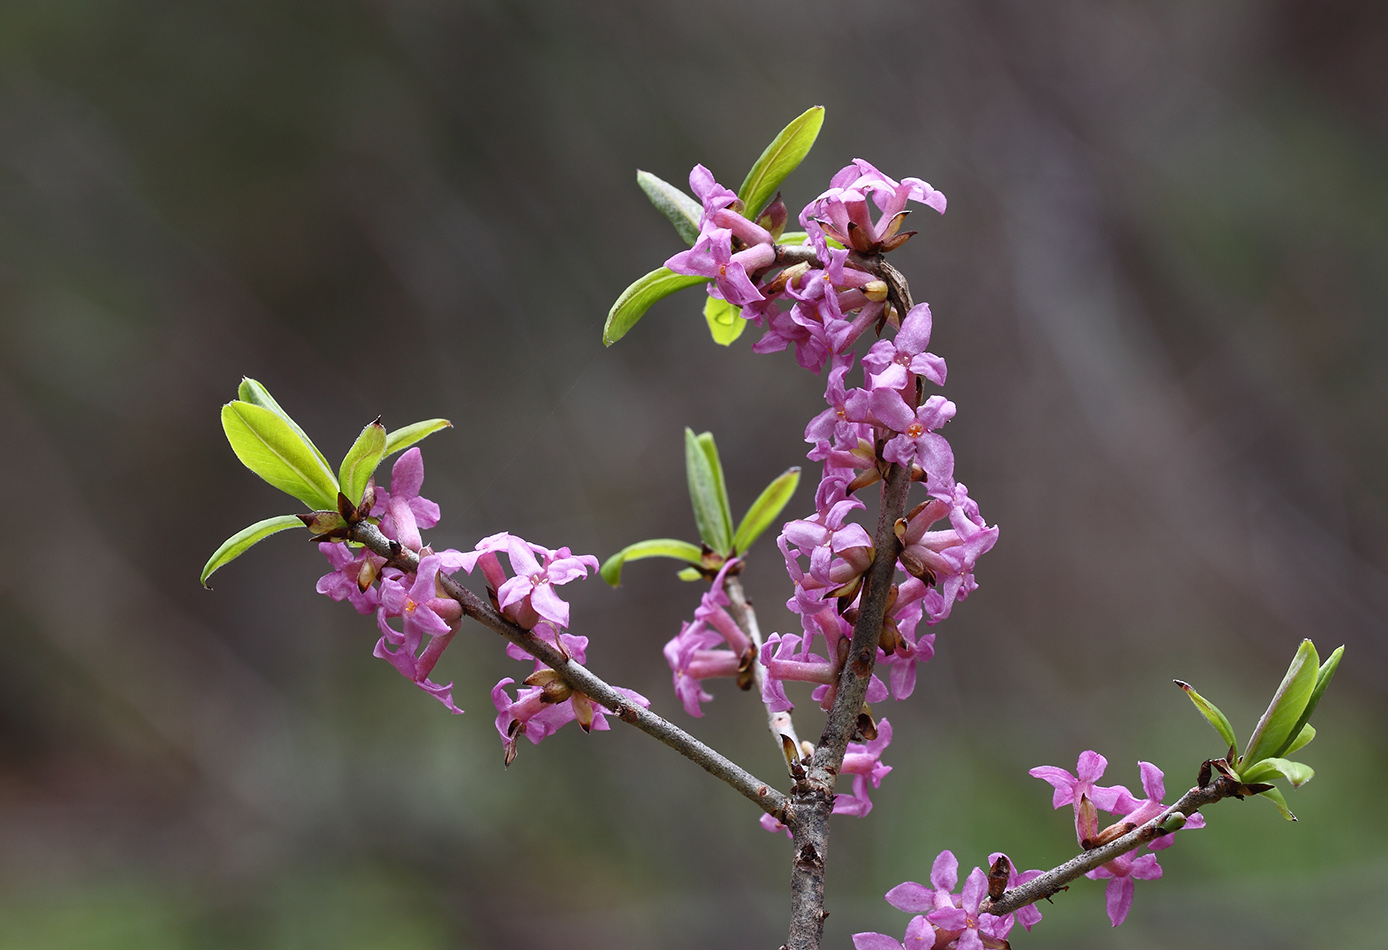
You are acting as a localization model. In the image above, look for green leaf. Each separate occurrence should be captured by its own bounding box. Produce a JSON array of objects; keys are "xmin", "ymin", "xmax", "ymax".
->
[
  {"xmin": 222, "ymin": 401, "xmax": 340, "ymax": 509},
  {"xmin": 384, "ymin": 418, "xmax": 452, "ymax": 457},
  {"xmin": 236, "ymin": 378, "xmax": 332, "ymax": 472},
  {"xmin": 637, "ymin": 170, "xmax": 703, "ymax": 245},
  {"xmin": 777, "ymin": 230, "xmax": 810, "ymax": 246},
  {"xmin": 599, "ymin": 538, "xmax": 706, "ymax": 586},
  {"xmin": 685, "ymin": 428, "xmax": 733, "ymax": 555},
  {"xmin": 200, "ymin": 514, "xmax": 304, "ymax": 587},
  {"xmin": 1283, "ymin": 722, "xmax": 1316, "ymax": 757},
  {"xmin": 1241, "ymin": 757, "xmax": 1315, "ymax": 788},
  {"xmin": 1274, "ymin": 645, "xmax": 1343, "ymax": 759},
  {"xmin": 732, "ymin": 467, "xmax": 800, "ymax": 554},
  {"xmin": 338, "ymin": 419, "xmax": 387, "ymax": 509},
  {"xmin": 1256, "ymin": 785, "xmax": 1297, "ymax": 821},
  {"xmin": 675, "ymin": 566, "xmax": 704, "ymax": 582},
  {"xmin": 1174, "ymin": 679, "xmax": 1239, "ymax": 753},
  {"xmin": 1243, "ymin": 640, "xmax": 1320, "ymax": 768},
  {"xmin": 704, "ymin": 296, "xmax": 745, "ymax": 345},
  {"xmin": 604, "ymin": 268, "xmax": 710, "ymax": 345},
  {"xmin": 737, "ymin": 105, "xmax": 825, "ymax": 220}
]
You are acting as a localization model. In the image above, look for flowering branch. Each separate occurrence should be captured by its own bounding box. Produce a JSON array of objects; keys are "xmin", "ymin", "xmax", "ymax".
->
[
  {"xmin": 785, "ymin": 460, "xmax": 912, "ymax": 950},
  {"xmin": 723, "ymin": 574, "xmax": 805, "ymax": 766},
  {"xmin": 346, "ymin": 520, "xmax": 790, "ymax": 818},
  {"xmin": 980, "ymin": 774, "xmax": 1241, "ymax": 918}
]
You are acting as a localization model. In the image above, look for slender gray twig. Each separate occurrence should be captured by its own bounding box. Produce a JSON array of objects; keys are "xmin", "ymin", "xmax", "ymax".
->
[
  {"xmin": 346, "ymin": 522, "xmax": 788, "ymax": 818},
  {"xmin": 724, "ymin": 574, "xmax": 804, "ymax": 767},
  {"xmin": 980, "ymin": 777, "xmax": 1241, "ymax": 917}
]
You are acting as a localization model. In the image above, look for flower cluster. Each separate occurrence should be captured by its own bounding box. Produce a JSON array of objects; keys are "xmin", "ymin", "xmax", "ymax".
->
[
  {"xmin": 316, "ymin": 448, "xmax": 468, "ymax": 713},
  {"xmin": 664, "ymin": 160, "xmax": 997, "ymax": 728},
  {"xmin": 1030, "ymin": 752, "xmax": 1205, "ymax": 926},
  {"xmin": 853, "ymin": 849, "xmax": 1041, "ymax": 950},
  {"xmin": 314, "ymin": 447, "xmax": 643, "ymax": 759}
]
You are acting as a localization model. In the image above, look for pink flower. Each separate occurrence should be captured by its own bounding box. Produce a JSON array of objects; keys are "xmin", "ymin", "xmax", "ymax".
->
[
  {"xmin": 862, "ymin": 302, "xmax": 947, "ymax": 393},
  {"xmin": 801, "ymin": 159, "xmax": 946, "ymax": 259},
  {"xmin": 869, "ymin": 389, "xmax": 957, "ymax": 497},
  {"xmin": 663, "ymin": 560, "xmax": 751, "ymax": 717},
  {"xmin": 925, "ymin": 865, "xmax": 1013, "ymax": 950},
  {"xmin": 373, "ymin": 553, "xmax": 467, "ymax": 714},
  {"xmin": 835, "ymin": 719, "xmax": 894, "ymax": 817},
  {"xmin": 1029, "ymin": 750, "xmax": 1134, "ymax": 846},
  {"xmin": 491, "ymin": 676, "xmax": 649, "ymax": 764},
  {"xmin": 1088, "ymin": 852, "xmax": 1162, "ymax": 927},
  {"xmin": 315, "ymin": 541, "xmax": 385, "ymax": 615},
  {"xmin": 459, "ymin": 533, "xmax": 598, "ymax": 631},
  {"xmin": 370, "ymin": 448, "xmax": 440, "ymax": 552}
]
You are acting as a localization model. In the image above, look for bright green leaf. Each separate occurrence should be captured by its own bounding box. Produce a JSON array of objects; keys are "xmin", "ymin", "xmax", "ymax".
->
[
  {"xmin": 732, "ymin": 467, "xmax": 801, "ymax": 554},
  {"xmin": 1241, "ymin": 757, "xmax": 1315, "ymax": 788},
  {"xmin": 676, "ymin": 566, "xmax": 703, "ymax": 582},
  {"xmin": 599, "ymin": 538, "xmax": 706, "ymax": 586},
  {"xmin": 1174, "ymin": 679, "xmax": 1239, "ymax": 753},
  {"xmin": 685, "ymin": 429, "xmax": 733, "ymax": 555},
  {"xmin": 604, "ymin": 268, "xmax": 710, "ymax": 345},
  {"xmin": 737, "ymin": 106, "xmax": 825, "ymax": 220},
  {"xmin": 637, "ymin": 170, "xmax": 703, "ymax": 246},
  {"xmin": 1256, "ymin": 785, "xmax": 1297, "ymax": 821},
  {"xmin": 236, "ymin": 378, "xmax": 332, "ymax": 472},
  {"xmin": 1243, "ymin": 640, "xmax": 1320, "ymax": 767},
  {"xmin": 704, "ymin": 296, "xmax": 745, "ymax": 345},
  {"xmin": 222, "ymin": 401, "xmax": 340, "ymax": 509},
  {"xmin": 777, "ymin": 230, "xmax": 810, "ymax": 246},
  {"xmin": 1283, "ymin": 722, "xmax": 1316, "ymax": 757},
  {"xmin": 200, "ymin": 514, "xmax": 304, "ymax": 587},
  {"xmin": 1274, "ymin": 645, "xmax": 1343, "ymax": 759},
  {"xmin": 385, "ymin": 418, "xmax": 452, "ymax": 457},
  {"xmin": 338, "ymin": 420, "xmax": 387, "ymax": 509}
]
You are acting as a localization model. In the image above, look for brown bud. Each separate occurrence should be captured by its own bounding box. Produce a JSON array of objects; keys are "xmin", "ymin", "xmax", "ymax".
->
[
  {"xmin": 298, "ymin": 510, "xmax": 349, "ymax": 538},
  {"xmin": 854, "ymin": 708, "xmax": 878, "ymax": 742},
  {"xmin": 987, "ymin": 854, "xmax": 1012, "ymax": 901},
  {"xmin": 757, "ymin": 193, "xmax": 788, "ymax": 241}
]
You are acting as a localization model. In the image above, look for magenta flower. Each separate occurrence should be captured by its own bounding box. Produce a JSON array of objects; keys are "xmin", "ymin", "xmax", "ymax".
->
[
  {"xmin": 925, "ymin": 866, "xmax": 1012, "ymax": 950},
  {"xmin": 885, "ymin": 849, "xmax": 965, "ymax": 917},
  {"xmin": 870, "ymin": 389, "xmax": 957, "ymax": 496},
  {"xmin": 862, "ymin": 302, "xmax": 947, "ymax": 393},
  {"xmin": 801, "ymin": 159, "xmax": 946, "ymax": 259},
  {"xmin": 666, "ymin": 228, "xmax": 775, "ymax": 307},
  {"xmin": 835, "ymin": 719, "xmax": 894, "ymax": 817},
  {"xmin": 373, "ymin": 552, "xmax": 467, "ymax": 714},
  {"xmin": 851, "ymin": 916, "xmax": 935, "ymax": 950},
  {"xmin": 897, "ymin": 484, "xmax": 998, "ymax": 625},
  {"xmin": 315, "ymin": 541, "xmax": 385, "ymax": 615},
  {"xmin": 491, "ymin": 676, "xmax": 649, "ymax": 763},
  {"xmin": 804, "ymin": 359, "xmax": 874, "ymax": 446},
  {"xmin": 663, "ymin": 560, "xmax": 752, "ymax": 716},
  {"xmin": 1029, "ymin": 750, "xmax": 1133, "ymax": 846},
  {"xmin": 1088, "ymin": 851, "xmax": 1162, "ymax": 927},
  {"xmin": 370, "ymin": 448, "xmax": 440, "ymax": 552},
  {"xmin": 459, "ymin": 533, "xmax": 597, "ymax": 630},
  {"xmin": 878, "ymin": 577, "xmax": 936, "ymax": 699}
]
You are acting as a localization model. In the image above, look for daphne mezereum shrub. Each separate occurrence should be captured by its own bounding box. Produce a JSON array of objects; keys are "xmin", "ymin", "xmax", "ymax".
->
[{"xmin": 202, "ymin": 107, "xmax": 1342, "ymax": 950}]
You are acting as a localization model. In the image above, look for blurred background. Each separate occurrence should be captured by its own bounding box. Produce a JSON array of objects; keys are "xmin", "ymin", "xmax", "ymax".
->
[{"xmin": 1, "ymin": 1, "xmax": 1385, "ymax": 947}]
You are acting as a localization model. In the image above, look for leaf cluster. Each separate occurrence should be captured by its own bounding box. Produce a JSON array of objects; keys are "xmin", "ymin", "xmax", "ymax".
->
[
  {"xmin": 201, "ymin": 379, "xmax": 450, "ymax": 586},
  {"xmin": 1176, "ymin": 639, "xmax": 1344, "ymax": 820},
  {"xmin": 603, "ymin": 106, "xmax": 824, "ymax": 346},
  {"xmin": 600, "ymin": 429, "xmax": 799, "ymax": 586}
]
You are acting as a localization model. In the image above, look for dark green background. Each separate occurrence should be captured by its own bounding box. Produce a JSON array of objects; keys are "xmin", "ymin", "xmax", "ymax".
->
[{"xmin": 1, "ymin": 1, "xmax": 1385, "ymax": 947}]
